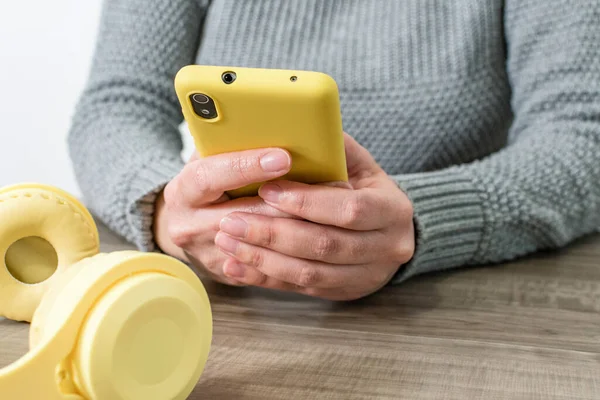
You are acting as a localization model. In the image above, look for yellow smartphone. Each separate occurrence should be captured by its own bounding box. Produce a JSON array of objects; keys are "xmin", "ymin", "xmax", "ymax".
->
[{"xmin": 174, "ymin": 65, "xmax": 348, "ymax": 198}]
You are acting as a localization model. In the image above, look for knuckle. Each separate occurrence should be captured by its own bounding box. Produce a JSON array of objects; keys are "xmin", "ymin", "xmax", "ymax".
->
[
  {"xmin": 386, "ymin": 236, "xmax": 414, "ymax": 263},
  {"xmin": 168, "ymin": 224, "xmax": 195, "ymax": 248},
  {"xmin": 393, "ymin": 244, "xmax": 414, "ymax": 264},
  {"xmin": 257, "ymin": 223, "xmax": 276, "ymax": 248},
  {"xmin": 404, "ymin": 203, "xmax": 414, "ymax": 221},
  {"xmin": 193, "ymin": 163, "xmax": 213, "ymax": 193},
  {"xmin": 398, "ymin": 200, "xmax": 414, "ymax": 223},
  {"xmin": 297, "ymin": 266, "xmax": 321, "ymax": 287},
  {"xmin": 312, "ymin": 235, "xmax": 338, "ymax": 259},
  {"xmin": 162, "ymin": 181, "xmax": 178, "ymax": 207},
  {"xmin": 230, "ymin": 156, "xmax": 256, "ymax": 181},
  {"xmin": 289, "ymin": 192, "xmax": 309, "ymax": 213},
  {"xmin": 248, "ymin": 249, "xmax": 265, "ymax": 268},
  {"xmin": 341, "ymin": 196, "xmax": 368, "ymax": 227},
  {"xmin": 229, "ymin": 157, "xmax": 243, "ymax": 173}
]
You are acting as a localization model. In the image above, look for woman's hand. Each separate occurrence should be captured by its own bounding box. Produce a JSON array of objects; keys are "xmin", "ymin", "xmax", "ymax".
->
[
  {"xmin": 154, "ymin": 147, "xmax": 295, "ymax": 286},
  {"xmin": 215, "ymin": 134, "xmax": 415, "ymax": 300}
]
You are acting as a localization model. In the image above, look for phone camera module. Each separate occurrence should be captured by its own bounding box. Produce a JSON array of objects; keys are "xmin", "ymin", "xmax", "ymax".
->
[
  {"xmin": 190, "ymin": 93, "xmax": 218, "ymax": 119},
  {"xmin": 192, "ymin": 94, "xmax": 210, "ymax": 104},
  {"xmin": 221, "ymin": 71, "xmax": 237, "ymax": 84}
]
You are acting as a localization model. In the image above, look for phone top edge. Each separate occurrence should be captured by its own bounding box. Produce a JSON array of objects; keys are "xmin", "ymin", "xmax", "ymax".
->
[{"xmin": 175, "ymin": 65, "xmax": 338, "ymax": 84}]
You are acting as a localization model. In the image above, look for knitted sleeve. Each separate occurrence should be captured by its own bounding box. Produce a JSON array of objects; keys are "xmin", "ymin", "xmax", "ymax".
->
[
  {"xmin": 392, "ymin": 0, "xmax": 600, "ymax": 282},
  {"xmin": 67, "ymin": 0, "xmax": 209, "ymax": 250}
]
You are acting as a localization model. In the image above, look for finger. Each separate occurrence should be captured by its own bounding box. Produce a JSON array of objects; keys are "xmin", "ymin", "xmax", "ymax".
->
[
  {"xmin": 219, "ymin": 212, "xmax": 386, "ymax": 264},
  {"xmin": 168, "ymin": 148, "xmax": 292, "ymax": 206},
  {"xmin": 222, "ymin": 257, "xmax": 280, "ymax": 287},
  {"xmin": 223, "ymin": 257, "xmax": 381, "ymax": 301},
  {"xmin": 224, "ymin": 258, "xmax": 319, "ymax": 295},
  {"xmin": 170, "ymin": 197, "xmax": 297, "ymax": 256},
  {"xmin": 226, "ymin": 258, "xmax": 380, "ymax": 301},
  {"xmin": 185, "ymin": 151, "xmax": 231, "ymax": 205},
  {"xmin": 183, "ymin": 249, "xmax": 246, "ymax": 287},
  {"xmin": 167, "ymin": 196, "xmax": 294, "ymax": 250},
  {"xmin": 206, "ymin": 196, "xmax": 301, "ymax": 220},
  {"xmin": 258, "ymin": 181, "xmax": 393, "ymax": 230},
  {"xmin": 214, "ymin": 232, "xmax": 380, "ymax": 289},
  {"xmin": 343, "ymin": 133, "xmax": 383, "ymax": 177}
]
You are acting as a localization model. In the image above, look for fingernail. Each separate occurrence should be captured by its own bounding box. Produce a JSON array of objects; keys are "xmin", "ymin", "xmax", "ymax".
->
[
  {"xmin": 220, "ymin": 216, "xmax": 248, "ymax": 238},
  {"xmin": 215, "ymin": 232, "xmax": 240, "ymax": 254},
  {"xmin": 224, "ymin": 262, "xmax": 246, "ymax": 278},
  {"xmin": 259, "ymin": 183, "xmax": 283, "ymax": 203},
  {"xmin": 260, "ymin": 150, "xmax": 290, "ymax": 172}
]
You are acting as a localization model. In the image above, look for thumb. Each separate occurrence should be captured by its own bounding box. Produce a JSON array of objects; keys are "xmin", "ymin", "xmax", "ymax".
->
[{"xmin": 343, "ymin": 133, "xmax": 383, "ymax": 175}]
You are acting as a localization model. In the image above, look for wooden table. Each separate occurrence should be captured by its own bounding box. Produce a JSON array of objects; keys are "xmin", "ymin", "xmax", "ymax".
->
[{"xmin": 2, "ymin": 221, "xmax": 600, "ymax": 399}]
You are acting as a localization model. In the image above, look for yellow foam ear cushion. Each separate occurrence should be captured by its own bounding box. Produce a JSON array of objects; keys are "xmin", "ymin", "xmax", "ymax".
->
[
  {"xmin": 30, "ymin": 251, "xmax": 212, "ymax": 400},
  {"xmin": 0, "ymin": 183, "xmax": 100, "ymax": 322}
]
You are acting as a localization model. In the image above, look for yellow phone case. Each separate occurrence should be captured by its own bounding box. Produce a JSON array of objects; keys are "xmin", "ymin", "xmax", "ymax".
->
[{"xmin": 174, "ymin": 65, "xmax": 348, "ymax": 198}]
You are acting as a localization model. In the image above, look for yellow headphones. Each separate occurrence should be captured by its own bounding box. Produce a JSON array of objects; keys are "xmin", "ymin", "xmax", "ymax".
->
[{"xmin": 0, "ymin": 183, "xmax": 213, "ymax": 399}]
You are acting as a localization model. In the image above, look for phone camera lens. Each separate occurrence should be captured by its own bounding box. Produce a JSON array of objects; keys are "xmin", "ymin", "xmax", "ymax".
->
[
  {"xmin": 290, "ymin": 76, "xmax": 298, "ymax": 82},
  {"xmin": 192, "ymin": 94, "xmax": 210, "ymax": 105},
  {"xmin": 222, "ymin": 71, "xmax": 237, "ymax": 84}
]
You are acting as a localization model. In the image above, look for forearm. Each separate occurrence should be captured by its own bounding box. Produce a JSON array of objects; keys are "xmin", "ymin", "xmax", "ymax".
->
[
  {"xmin": 393, "ymin": 128, "xmax": 600, "ymax": 281},
  {"xmin": 391, "ymin": 0, "xmax": 600, "ymax": 282},
  {"xmin": 67, "ymin": 0, "xmax": 209, "ymax": 250}
]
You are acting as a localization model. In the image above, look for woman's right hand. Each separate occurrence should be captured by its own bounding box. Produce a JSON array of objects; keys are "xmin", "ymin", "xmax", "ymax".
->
[{"xmin": 153, "ymin": 148, "xmax": 293, "ymax": 286}]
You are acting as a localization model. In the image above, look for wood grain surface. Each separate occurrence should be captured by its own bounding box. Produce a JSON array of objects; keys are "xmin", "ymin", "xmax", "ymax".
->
[{"xmin": 2, "ymin": 221, "xmax": 600, "ymax": 399}]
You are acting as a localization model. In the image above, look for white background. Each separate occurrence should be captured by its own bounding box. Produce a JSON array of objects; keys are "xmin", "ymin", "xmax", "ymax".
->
[{"xmin": 0, "ymin": 1, "xmax": 103, "ymax": 197}]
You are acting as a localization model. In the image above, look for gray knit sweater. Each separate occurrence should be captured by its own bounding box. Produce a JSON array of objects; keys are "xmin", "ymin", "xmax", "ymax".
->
[{"xmin": 68, "ymin": 0, "xmax": 600, "ymax": 284}]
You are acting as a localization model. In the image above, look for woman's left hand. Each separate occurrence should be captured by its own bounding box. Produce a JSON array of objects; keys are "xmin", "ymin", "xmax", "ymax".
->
[{"xmin": 214, "ymin": 133, "xmax": 415, "ymax": 300}]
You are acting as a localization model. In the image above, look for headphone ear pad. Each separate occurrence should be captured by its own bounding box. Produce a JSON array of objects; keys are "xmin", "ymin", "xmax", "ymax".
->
[{"xmin": 0, "ymin": 184, "xmax": 100, "ymax": 323}]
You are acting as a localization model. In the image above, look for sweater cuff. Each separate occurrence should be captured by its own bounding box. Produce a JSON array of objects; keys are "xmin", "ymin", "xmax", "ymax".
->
[
  {"xmin": 125, "ymin": 155, "xmax": 185, "ymax": 252},
  {"xmin": 390, "ymin": 168, "xmax": 485, "ymax": 283}
]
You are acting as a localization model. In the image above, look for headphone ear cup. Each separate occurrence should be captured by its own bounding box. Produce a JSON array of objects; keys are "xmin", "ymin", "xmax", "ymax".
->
[
  {"xmin": 0, "ymin": 184, "xmax": 100, "ymax": 322},
  {"xmin": 29, "ymin": 255, "xmax": 103, "ymax": 350},
  {"xmin": 29, "ymin": 251, "xmax": 212, "ymax": 400}
]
